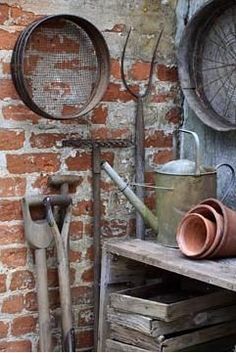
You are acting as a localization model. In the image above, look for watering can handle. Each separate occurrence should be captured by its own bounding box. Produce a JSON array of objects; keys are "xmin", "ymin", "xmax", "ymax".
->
[
  {"xmin": 215, "ymin": 163, "xmax": 235, "ymax": 202},
  {"xmin": 178, "ymin": 129, "xmax": 201, "ymax": 175}
]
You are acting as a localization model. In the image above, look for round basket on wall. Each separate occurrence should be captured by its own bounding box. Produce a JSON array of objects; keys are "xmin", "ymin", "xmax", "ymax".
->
[{"xmin": 178, "ymin": 0, "xmax": 236, "ymax": 131}]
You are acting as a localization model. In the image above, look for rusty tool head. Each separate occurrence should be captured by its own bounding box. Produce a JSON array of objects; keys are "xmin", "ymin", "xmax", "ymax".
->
[
  {"xmin": 22, "ymin": 195, "xmax": 71, "ymax": 249},
  {"xmin": 62, "ymin": 138, "xmax": 133, "ymax": 149}
]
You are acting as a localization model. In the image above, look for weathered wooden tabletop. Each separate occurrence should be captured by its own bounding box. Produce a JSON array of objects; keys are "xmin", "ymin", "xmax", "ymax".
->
[{"xmin": 105, "ymin": 238, "xmax": 236, "ymax": 292}]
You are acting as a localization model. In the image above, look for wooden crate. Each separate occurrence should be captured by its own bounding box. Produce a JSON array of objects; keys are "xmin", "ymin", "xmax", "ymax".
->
[
  {"xmin": 107, "ymin": 303, "xmax": 236, "ymax": 337},
  {"xmin": 110, "ymin": 281, "xmax": 236, "ymax": 322},
  {"xmin": 106, "ymin": 334, "xmax": 236, "ymax": 352},
  {"xmin": 107, "ymin": 281, "xmax": 236, "ymax": 351},
  {"xmin": 108, "ymin": 321, "xmax": 236, "ymax": 351}
]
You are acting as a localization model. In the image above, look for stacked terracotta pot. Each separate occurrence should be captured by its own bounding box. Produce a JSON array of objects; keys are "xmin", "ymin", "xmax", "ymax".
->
[{"xmin": 176, "ymin": 198, "xmax": 236, "ymax": 259}]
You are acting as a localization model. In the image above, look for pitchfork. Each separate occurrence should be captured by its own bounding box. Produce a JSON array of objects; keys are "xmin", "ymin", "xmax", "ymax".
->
[{"xmin": 121, "ymin": 27, "xmax": 163, "ymax": 240}]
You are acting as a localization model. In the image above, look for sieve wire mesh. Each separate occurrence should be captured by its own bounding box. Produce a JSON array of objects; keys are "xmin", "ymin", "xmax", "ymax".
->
[{"xmin": 22, "ymin": 18, "xmax": 98, "ymax": 119}]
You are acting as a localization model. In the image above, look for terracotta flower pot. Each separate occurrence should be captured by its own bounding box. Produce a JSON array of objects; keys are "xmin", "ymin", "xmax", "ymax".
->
[
  {"xmin": 186, "ymin": 204, "xmax": 224, "ymax": 259},
  {"xmin": 200, "ymin": 198, "xmax": 236, "ymax": 258},
  {"xmin": 176, "ymin": 212, "xmax": 216, "ymax": 258}
]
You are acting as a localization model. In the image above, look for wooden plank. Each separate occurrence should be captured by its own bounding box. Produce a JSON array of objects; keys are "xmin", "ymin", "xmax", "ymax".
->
[
  {"xmin": 98, "ymin": 246, "xmax": 146, "ymax": 351},
  {"xmin": 105, "ymin": 339, "xmax": 148, "ymax": 352},
  {"xmin": 107, "ymin": 307, "xmax": 154, "ymax": 336},
  {"xmin": 110, "ymin": 321, "xmax": 236, "ymax": 352},
  {"xmin": 109, "ymin": 255, "xmax": 146, "ymax": 284},
  {"xmin": 105, "ymin": 239, "xmax": 236, "ymax": 291},
  {"xmin": 108, "ymin": 303, "xmax": 236, "ymax": 337},
  {"xmin": 110, "ymin": 323, "xmax": 162, "ymax": 351},
  {"xmin": 98, "ymin": 248, "xmax": 112, "ymax": 352},
  {"xmin": 110, "ymin": 283, "xmax": 236, "ymax": 322},
  {"xmin": 164, "ymin": 320, "xmax": 236, "ymax": 352}
]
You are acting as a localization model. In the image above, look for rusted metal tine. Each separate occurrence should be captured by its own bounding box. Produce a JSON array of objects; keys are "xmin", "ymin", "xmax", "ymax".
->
[
  {"xmin": 121, "ymin": 27, "xmax": 164, "ymax": 99},
  {"xmin": 121, "ymin": 27, "xmax": 163, "ymax": 240}
]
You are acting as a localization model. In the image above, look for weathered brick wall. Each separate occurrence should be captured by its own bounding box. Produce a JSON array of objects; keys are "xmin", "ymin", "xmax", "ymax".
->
[{"xmin": 0, "ymin": 0, "xmax": 180, "ymax": 351}]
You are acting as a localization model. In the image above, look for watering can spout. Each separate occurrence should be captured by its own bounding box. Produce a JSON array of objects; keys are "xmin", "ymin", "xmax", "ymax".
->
[{"xmin": 101, "ymin": 161, "xmax": 158, "ymax": 234}]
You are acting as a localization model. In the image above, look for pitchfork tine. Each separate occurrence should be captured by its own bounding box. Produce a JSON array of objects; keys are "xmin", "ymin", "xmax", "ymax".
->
[
  {"xmin": 144, "ymin": 27, "xmax": 164, "ymax": 97},
  {"xmin": 121, "ymin": 27, "xmax": 164, "ymax": 99},
  {"xmin": 121, "ymin": 27, "xmax": 137, "ymax": 97}
]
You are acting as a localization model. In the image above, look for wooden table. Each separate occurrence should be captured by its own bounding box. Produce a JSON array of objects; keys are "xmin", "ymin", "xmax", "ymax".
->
[{"xmin": 97, "ymin": 238, "xmax": 236, "ymax": 351}]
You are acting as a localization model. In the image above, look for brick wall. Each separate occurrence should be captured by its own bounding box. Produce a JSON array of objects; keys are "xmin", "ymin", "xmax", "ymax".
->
[{"xmin": 0, "ymin": 0, "xmax": 180, "ymax": 351}]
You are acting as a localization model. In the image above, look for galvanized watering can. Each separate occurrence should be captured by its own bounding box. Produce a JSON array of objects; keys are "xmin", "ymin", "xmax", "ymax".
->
[{"xmin": 101, "ymin": 129, "xmax": 235, "ymax": 248}]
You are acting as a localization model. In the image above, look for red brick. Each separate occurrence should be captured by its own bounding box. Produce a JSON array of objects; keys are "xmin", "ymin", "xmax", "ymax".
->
[
  {"xmin": 157, "ymin": 64, "xmax": 178, "ymax": 82},
  {"xmin": 2, "ymin": 61, "xmax": 10, "ymax": 75},
  {"xmin": 153, "ymin": 149, "xmax": 173, "ymax": 164},
  {"xmin": 0, "ymin": 129, "xmax": 24, "ymax": 150},
  {"xmin": 76, "ymin": 329, "xmax": 93, "ymax": 349},
  {"xmin": 7, "ymin": 153, "xmax": 60, "ymax": 174},
  {"xmin": 66, "ymin": 151, "xmax": 91, "ymax": 171},
  {"xmin": 2, "ymin": 294, "xmax": 24, "ymax": 314},
  {"xmin": 70, "ymin": 268, "xmax": 76, "ymax": 286},
  {"xmin": 84, "ymin": 222, "xmax": 92, "ymax": 236},
  {"xmin": 110, "ymin": 58, "xmax": 121, "ymax": 80},
  {"xmin": 91, "ymin": 105, "xmax": 108, "ymax": 124},
  {"xmin": 144, "ymin": 193, "xmax": 156, "ymax": 212},
  {"xmin": 102, "ymin": 219, "xmax": 129, "ymax": 238},
  {"xmin": 66, "ymin": 151, "xmax": 114, "ymax": 172},
  {"xmin": 91, "ymin": 127, "xmax": 131, "ymax": 140},
  {"xmin": 1, "ymin": 248, "xmax": 27, "ymax": 268},
  {"xmin": 31, "ymin": 175, "xmax": 60, "ymax": 195},
  {"xmin": 49, "ymin": 288, "xmax": 60, "ymax": 309},
  {"xmin": 0, "ymin": 200, "xmax": 22, "ymax": 221},
  {"xmin": 151, "ymin": 91, "xmax": 175, "ymax": 103},
  {"xmin": 129, "ymin": 61, "xmax": 151, "ymax": 80},
  {"xmin": 73, "ymin": 200, "xmax": 92, "ymax": 217},
  {"xmin": 0, "ymin": 340, "xmax": 32, "ymax": 352},
  {"xmin": 0, "ymin": 321, "xmax": 8, "ymax": 338},
  {"xmin": 78, "ymin": 307, "xmax": 94, "ymax": 326},
  {"xmin": 69, "ymin": 221, "xmax": 83, "ymax": 240},
  {"xmin": 103, "ymin": 82, "xmax": 138, "ymax": 102},
  {"xmin": 145, "ymin": 171, "xmax": 155, "ymax": 185},
  {"xmin": 0, "ymin": 274, "xmax": 6, "ymax": 293},
  {"xmin": 105, "ymin": 23, "xmax": 126, "ymax": 32},
  {"xmin": 69, "ymin": 249, "xmax": 82, "ymax": 263},
  {"xmin": 10, "ymin": 6, "xmax": 42, "ymax": 26},
  {"xmin": 85, "ymin": 245, "xmax": 94, "ymax": 261},
  {"xmin": 0, "ymin": 177, "xmax": 26, "ymax": 197},
  {"xmin": 165, "ymin": 106, "xmax": 182, "ymax": 124},
  {"xmin": 47, "ymin": 268, "xmax": 59, "ymax": 288},
  {"xmin": 3, "ymin": 104, "xmax": 40, "ymax": 124},
  {"xmin": 0, "ymin": 224, "xmax": 24, "ymax": 245},
  {"xmin": 71, "ymin": 286, "xmax": 93, "ymax": 305},
  {"xmin": 11, "ymin": 315, "xmax": 37, "ymax": 336},
  {"xmin": 24, "ymin": 291, "xmax": 37, "ymax": 312},
  {"xmin": 0, "ymin": 29, "xmax": 19, "ymax": 50},
  {"xmin": 30, "ymin": 132, "xmax": 67, "ymax": 148},
  {"xmin": 10, "ymin": 270, "xmax": 35, "ymax": 291},
  {"xmin": 81, "ymin": 267, "xmax": 94, "ymax": 283},
  {"xmin": 0, "ymin": 4, "xmax": 9, "ymax": 24},
  {"xmin": 145, "ymin": 130, "xmax": 172, "ymax": 148}
]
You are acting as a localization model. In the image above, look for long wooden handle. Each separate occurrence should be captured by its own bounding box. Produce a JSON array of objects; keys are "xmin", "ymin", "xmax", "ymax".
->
[
  {"xmin": 35, "ymin": 249, "xmax": 52, "ymax": 352},
  {"xmin": 135, "ymin": 97, "xmax": 145, "ymax": 240}
]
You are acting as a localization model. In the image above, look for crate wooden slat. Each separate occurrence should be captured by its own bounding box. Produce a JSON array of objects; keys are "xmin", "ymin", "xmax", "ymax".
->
[
  {"xmin": 105, "ymin": 238, "xmax": 236, "ymax": 291},
  {"xmin": 106, "ymin": 335, "xmax": 236, "ymax": 352},
  {"xmin": 110, "ymin": 282, "xmax": 236, "ymax": 322},
  {"xmin": 106, "ymin": 339, "xmax": 148, "ymax": 352},
  {"xmin": 110, "ymin": 321, "xmax": 236, "ymax": 352},
  {"xmin": 107, "ymin": 303, "xmax": 236, "ymax": 337}
]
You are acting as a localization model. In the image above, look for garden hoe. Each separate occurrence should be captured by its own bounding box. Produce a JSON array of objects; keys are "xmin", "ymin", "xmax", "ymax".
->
[{"xmin": 22, "ymin": 194, "xmax": 71, "ymax": 352}]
